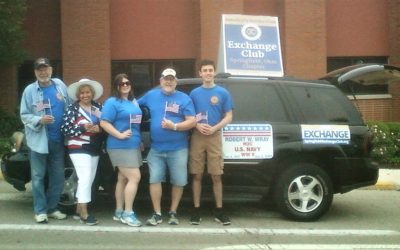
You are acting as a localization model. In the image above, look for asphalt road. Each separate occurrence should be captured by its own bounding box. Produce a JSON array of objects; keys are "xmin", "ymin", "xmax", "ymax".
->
[{"xmin": 1, "ymin": 180, "xmax": 400, "ymax": 250}]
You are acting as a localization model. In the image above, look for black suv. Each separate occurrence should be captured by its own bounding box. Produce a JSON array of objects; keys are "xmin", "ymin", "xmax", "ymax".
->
[{"xmin": 2, "ymin": 64, "xmax": 399, "ymax": 221}]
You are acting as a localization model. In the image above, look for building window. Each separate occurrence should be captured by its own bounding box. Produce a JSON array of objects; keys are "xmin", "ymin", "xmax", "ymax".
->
[
  {"xmin": 112, "ymin": 59, "xmax": 196, "ymax": 97},
  {"xmin": 327, "ymin": 57, "xmax": 389, "ymax": 95}
]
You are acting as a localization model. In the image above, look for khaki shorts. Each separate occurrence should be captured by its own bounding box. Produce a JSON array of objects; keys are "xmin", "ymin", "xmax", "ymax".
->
[
  {"xmin": 189, "ymin": 130, "xmax": 224, "ymax": 175},
  {"xmin": 108, "ymin": 148, "xmax": 142, "ymax": 169}
]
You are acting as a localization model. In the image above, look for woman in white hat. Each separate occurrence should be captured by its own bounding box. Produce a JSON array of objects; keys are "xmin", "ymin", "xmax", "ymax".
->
[{"xmin": 61, "ymin": 78, "xmax": 104, "ymax": 225}]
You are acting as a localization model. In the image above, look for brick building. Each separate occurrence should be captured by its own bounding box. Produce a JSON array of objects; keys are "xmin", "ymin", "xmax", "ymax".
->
[{"xmin": 1, "ymin": 0, "xmax": 399, "ymax": 122}]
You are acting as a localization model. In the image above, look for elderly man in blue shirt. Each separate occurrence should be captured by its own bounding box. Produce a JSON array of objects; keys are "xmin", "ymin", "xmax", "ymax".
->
[{"xmin": 20, "ymin": 58, "xmax": 72, "ymax": 223}]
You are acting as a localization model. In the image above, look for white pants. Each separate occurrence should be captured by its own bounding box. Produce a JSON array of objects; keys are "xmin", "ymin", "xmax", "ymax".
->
[{"xmin": 69, "ymin": 153, "xmax": 99, "ymax": 203}]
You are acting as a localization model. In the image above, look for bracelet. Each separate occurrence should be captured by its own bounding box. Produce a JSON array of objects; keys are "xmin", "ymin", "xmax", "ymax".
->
[{"xmin": 173, "ymin": 123, "xmax": 177, "ymax": 131}]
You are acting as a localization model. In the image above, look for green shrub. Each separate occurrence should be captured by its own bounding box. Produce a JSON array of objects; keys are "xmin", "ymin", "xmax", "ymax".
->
[
  {"xmin": 0, "ymin": 107, "xmax": 23, "ymax": 157},
  {"xmin": 0, "ymin": 137, "xmax": 12, "ymax": 157},
  {"xmin": 367, "ymin": 121, "xmax": 400, "ymax": 167},
  {"xmin": 0, "ymin": 107, "xmax": 23, "ymax": 137}
]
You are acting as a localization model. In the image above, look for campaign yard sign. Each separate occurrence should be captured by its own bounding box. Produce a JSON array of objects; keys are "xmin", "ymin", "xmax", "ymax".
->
[{"xmin": 218, "ymin": 14, "xmax": 283, "ymax": 77}]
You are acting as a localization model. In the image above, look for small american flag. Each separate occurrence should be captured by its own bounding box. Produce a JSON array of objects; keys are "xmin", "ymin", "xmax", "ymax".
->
[
  {"xmin": 165, "ymin": 102, "xmax": 180, "ymax": 113},
  {"xmin": 130, "ymin": 114, "xmax": 142, "ymax": 124},
  {"xmin": 36, "ymin": 101, "xmax": 51, "ymax": 112},
  {"xmin": 91, "ymin": 106, "xmax": 102, "ymax": 118},
  {"xmin": 196, "ymin": 111, "xmax": 208, "ymax": 123}
]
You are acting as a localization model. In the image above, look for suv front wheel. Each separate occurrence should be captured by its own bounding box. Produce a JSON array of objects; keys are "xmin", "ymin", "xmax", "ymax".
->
[
  {"xmin": 58, "ymin": 166, "xmax": 77, "ymax": 214},
  {"xmin": 274, "ymin": 163, "xmax": 333, "ymax": 221}
]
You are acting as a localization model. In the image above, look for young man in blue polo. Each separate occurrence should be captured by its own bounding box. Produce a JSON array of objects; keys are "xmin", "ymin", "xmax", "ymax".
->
[{"xmin": 189, "ymin": 59, "xmax": 234, "ymax": 225}]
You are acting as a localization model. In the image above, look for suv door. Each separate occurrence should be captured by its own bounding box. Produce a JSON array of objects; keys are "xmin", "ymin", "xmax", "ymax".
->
[{"xmin": 216, "ymin": 79, "xmax": 300, "ymax": 196}]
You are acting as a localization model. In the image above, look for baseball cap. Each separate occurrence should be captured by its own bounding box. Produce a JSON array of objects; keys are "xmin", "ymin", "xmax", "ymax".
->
[
  {"xmin": 34, "ymin": 58, "xmax": 51, "ymax": 70},
  {"xmin": 161, "ymin": 68, "xmax": 177, "ymax": 79}
]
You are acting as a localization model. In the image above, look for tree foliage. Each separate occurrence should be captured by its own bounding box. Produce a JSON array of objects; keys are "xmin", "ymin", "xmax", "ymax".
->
[{"xmin": 0, "ymin": 0, "xmax": 27, "ymax": 65}]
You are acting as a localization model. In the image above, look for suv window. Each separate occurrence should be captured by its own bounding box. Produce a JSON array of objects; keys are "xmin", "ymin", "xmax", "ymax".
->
[
  {"xmin": 221, "ymin": 81, "xmax": 289, "ymax": 123},
  {"xmin": 287, "ymin": 85, "xmax": 364, "ymax": 125}
]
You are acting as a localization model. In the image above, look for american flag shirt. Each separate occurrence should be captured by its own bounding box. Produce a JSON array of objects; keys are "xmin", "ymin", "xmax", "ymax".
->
[{"xmin": 61, "ymin": 101, "xmax": 104, "ymax": 155}]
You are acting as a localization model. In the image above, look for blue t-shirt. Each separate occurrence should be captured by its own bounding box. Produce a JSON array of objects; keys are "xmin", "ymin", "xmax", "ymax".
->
[
  {"xmin": 42, "ymin": 84, "xmax": 65, "ymax": 142},
  {"xmin": 190, "ymin": 85, "xmax": 234, "ymax": 126},
  {"xmin": 138, "ymin": 88, "xmax": 195, "ymax": 151},
  {"xmin": 101, "ymin": 97, "xmax": 142, "ymax": 149}
]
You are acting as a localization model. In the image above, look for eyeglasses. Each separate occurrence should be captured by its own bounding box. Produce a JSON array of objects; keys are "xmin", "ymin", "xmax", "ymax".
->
[{"xmin": 119, "ymin": 81, "xmax": 131, "ymax": 87}]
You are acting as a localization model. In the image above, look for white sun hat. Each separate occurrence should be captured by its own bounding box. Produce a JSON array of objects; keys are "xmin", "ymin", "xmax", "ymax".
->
[{"xmin": 68, "ymin": 78, "xmax": 104, "ymax": 101}]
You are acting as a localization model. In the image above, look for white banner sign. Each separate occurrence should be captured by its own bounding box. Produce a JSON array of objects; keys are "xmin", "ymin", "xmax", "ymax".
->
[
  {"xmin": 301, "ymin": 125, "xmax": 351, "ymax": 144},
  {"xmin": 222, "ymin": 124, "xmax": 273, "ymax": 159}
]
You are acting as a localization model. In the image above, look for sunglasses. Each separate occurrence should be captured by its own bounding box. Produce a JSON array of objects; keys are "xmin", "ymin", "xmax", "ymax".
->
[{"xmin": 119, "ymin": 81, "xmax": 132, "ymax": 87}]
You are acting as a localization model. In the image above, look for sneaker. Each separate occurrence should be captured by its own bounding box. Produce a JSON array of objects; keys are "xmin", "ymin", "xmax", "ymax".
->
[
  {"xmin": 121, "ymin": 211, "xmax": 142, "ymax": 227},
  {"xmin": 113, "ymin": 209, "xmax": 123, "ymax": 221},
  {"xmin": 214, "ymin": 210, "xmax": 231, "ymax": 226},
  {"xmin": 190, "ymin": 213, "xmax": 201, "ymax": 225},
  {"xmin": 72, "ymin": 213, "xmax": 80, "ymax": 220},
  {"xmin": 80, "ymin": 215, "xmax": 98, "ymax": 226},
  {"xmin": 48, "ymin": 210, "xmax": 67, "ymax": 220},
  {"xmin": 168, "ymin": 212, "xmax": 179, "ymax": 225},
  {"xmin": 146, "ymin": 213, "xmax": 162, "ymax": 226},
  {"xmin": 35, "ymin": 214, "xmax": 48, "ymax": 223}
]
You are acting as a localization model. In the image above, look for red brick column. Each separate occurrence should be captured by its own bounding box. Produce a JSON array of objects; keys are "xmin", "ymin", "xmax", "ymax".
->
[
  {"xmin": 280, "ymin": 0, "xmax": 327, "ymax": 79},
  {"xmin": 388, "ymin": 0, "xmax": 400, "ymax": 121},
  {"xmin": 60, "ymin": 0, "xmax": 111, "ymax": 102},
  {"xmin": 199, "ymin": 0, "xmax": 244, "ymax": 65},
  {"xmin": 388, "ymin": 0, "xmax": 400, "ymax": 67}
]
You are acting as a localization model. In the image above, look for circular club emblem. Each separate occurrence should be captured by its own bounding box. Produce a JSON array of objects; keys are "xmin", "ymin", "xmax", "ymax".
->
[
  {"xmin": 241, "ymin": 23, "xmax": 262, "ymax": 41},
  {"xmin": 210, "ymin": 96, "xmax": 219, "ymax": 105}
]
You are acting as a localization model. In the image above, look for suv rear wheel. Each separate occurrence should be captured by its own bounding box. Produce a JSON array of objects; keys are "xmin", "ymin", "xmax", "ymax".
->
[{"xmin": 274, "ymin": 163, "xmax": 333, "ymax": 221}]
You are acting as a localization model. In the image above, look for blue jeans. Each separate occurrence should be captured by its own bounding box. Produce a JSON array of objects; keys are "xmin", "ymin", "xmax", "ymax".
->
[
  {"xmin": 147, "ymin": 148, "xmax": 188, "ymax": 186},
  {"xmin": 30, "ymin": 141, "xmax": 65, "ymax": 215}
]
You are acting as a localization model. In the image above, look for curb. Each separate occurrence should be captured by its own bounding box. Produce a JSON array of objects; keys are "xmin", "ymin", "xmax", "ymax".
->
[
  {"xmin": 372, "ymin": 169, "xmax": 400, "ymax": 190},
  {"xmin": 374, "ymin": 182, "xmax": 398, "ymax": 190}
]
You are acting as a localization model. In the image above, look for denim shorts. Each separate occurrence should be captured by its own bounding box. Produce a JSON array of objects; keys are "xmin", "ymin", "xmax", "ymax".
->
[{"xmin": 147, "ymin": 148, "xmax": 188, "ymax": 186}]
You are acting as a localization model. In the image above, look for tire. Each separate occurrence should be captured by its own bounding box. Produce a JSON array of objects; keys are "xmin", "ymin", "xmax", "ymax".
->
[
  {"xmin": 274, "ymin": 163, "xmax": 333, "ymax": 221},
  {"xmin": 58, "ymin": 167, "xmax": 77, "ymax": 215}
]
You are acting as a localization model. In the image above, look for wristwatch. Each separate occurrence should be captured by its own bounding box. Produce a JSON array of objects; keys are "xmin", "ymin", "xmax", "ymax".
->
[{"xmin": 173, "ymin": 123, "xmax": 177, "ymax": 131}]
